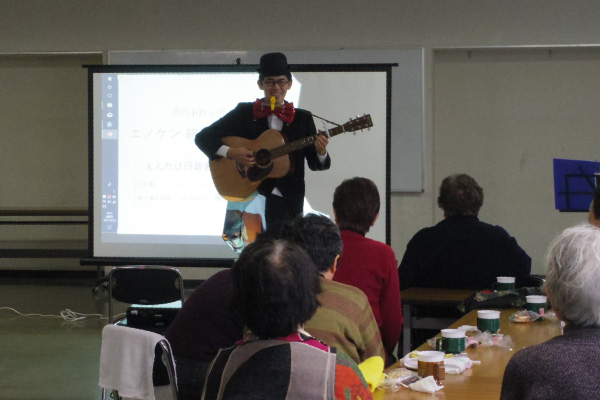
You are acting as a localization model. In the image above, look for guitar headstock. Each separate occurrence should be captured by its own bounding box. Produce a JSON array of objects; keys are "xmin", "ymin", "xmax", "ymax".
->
[{"xmin": 343, "ymin": 114, "xmax": 373, "ymax": 133}]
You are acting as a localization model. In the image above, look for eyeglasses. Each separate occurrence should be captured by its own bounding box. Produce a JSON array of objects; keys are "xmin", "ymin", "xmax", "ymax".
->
[{"xmin": 261, "ymin": 79, "xmax": 290, "ymax": 88}]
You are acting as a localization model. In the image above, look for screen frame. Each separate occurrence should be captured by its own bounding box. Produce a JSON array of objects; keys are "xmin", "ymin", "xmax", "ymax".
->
[{"xmin": 85, "ymin": 63, "xmax": 393, "ymax": 268}]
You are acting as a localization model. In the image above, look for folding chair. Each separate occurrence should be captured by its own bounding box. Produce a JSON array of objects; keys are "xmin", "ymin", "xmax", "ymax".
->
[
  {"xmin": 107, "ymin": 265, "xmax": 185, "ymax": 324},
  {"xmin": 99, "ymin": 324, "xmax": 178, "ymax": 400}
]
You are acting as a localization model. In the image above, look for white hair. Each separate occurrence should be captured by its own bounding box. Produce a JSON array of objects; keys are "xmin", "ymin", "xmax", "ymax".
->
[{"xmin": 545, "ymin": 223, "xmax": 600, "ymax": 327}]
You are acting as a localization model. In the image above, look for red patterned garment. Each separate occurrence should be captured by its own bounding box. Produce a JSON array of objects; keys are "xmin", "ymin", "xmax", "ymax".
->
[{"xmin": 202, "ymin": 330, "xmax": 373, "ymax": 399}]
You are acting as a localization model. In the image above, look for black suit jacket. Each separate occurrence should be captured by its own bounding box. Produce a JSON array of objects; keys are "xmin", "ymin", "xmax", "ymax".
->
[{"xmin": 195, "ymin": 102, "xmax": 330, "ymax": 216}]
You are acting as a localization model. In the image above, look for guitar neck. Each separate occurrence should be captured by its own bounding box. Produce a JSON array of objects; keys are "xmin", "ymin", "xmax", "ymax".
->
[{"xmin": 270, "ymin": 125, "xmax": 346, "ymax": 160}]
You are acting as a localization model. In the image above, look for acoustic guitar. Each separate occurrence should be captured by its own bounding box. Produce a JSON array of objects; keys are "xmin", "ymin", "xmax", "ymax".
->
[{"xmin": 209, "ymin": 114, "xmax": 373, "ymax": 202}]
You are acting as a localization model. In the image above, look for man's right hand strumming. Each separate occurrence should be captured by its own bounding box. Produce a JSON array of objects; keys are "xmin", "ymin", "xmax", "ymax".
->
[{"xmin": 227, "ymin": 147, "xmax": 255, "ymax": 167}]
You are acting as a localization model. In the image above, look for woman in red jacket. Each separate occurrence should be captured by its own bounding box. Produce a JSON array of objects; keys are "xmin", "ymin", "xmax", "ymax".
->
[{"xmin": 331, "ymin": 177, "xmax": 403, "ymax": 363}]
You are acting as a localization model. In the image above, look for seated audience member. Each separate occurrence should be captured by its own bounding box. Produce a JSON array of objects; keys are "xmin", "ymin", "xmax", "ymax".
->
[
  {"xmin": 500, "ymin": 224, "xmax": 600, "ymax": 400},
  {"xmin": 280, "ymin": 213, "xmax": 386, "ymax": 364},
  {"xmin": 165, "ymin": 269, "xmax": 243, "ymax": 399},
  {"xmin": 399, "ymin": 173, "xmax": 531, "ymax": 291},
  {"xmin": 167, "ymin": 213, "xmax": 384, "ymax": 397},
  {"xmin": 331, "ymin": 177, "xmax": 403, "ymax": 361},
  {"xmin": 202, "ymin": 238, "xmax": 372, "ymax": 400},
  {"xmin": 589, "ymin": 185, "xmax": 600, "ymax": 227}
]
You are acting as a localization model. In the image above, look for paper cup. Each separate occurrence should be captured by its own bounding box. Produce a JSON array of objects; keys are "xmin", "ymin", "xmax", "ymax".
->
[
  {"xmin": 417, "ymin": 351, "xmax": 445, "ymax": 382},
  {"xmin": 435, "ymin": 329, "xmax": 467, "ymax": 353},
  {"xmin": 526, "ymin": 295, "xmax": 547, "ymax": 316},
  {"xmin": 493, "ymin": 276, "xmax": 516, "ymax": 291},
  {"xmin": 477, "ymin": 309, "xmax": 501, "ymax": 333}
]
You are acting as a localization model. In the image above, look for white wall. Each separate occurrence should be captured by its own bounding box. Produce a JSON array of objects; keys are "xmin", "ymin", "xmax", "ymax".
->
[
  {"xmin": 2, "ymin": 1, "xmax": 600, "ymax": 274},
  {"xmin": 3, "ymin": 1, "xmax": 600, "ymax": 51},
  {"xmin": 433, "ymin": 48, "xmax": 600, "ymax": 273}
]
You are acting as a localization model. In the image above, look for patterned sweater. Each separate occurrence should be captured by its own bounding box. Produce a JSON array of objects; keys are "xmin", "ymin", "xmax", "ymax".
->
[
  {"xmin": 202, "ymin": 331, "xmax": 373, "ymax": 400},
  {"xmin": 500, "ymin": 325, "xmax": 600, "ymax": 400},
  {"xmin": 305, "ymin": 278, "xmax": 386, "ymax": 364}
]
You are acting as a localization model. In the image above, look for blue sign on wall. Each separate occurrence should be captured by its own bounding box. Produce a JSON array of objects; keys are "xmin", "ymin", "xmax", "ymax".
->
[{"xmin": 553, "ymin": 158, "xmax": 600, "ymax": 212}]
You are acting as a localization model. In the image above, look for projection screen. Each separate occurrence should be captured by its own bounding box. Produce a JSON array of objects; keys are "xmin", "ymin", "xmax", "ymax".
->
[{"xmin": 88, "ymin": 64, "xmax": 391, "ymax": 266}]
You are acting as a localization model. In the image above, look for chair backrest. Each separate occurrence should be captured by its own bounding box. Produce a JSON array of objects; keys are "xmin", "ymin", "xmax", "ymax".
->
[
  {"xmin": 99, "ymin": 324, "xmax": 179, "ymax": 400},
  {"xmin": 108, "ymin": 265, "xmax": 184, "ymax": 323}
]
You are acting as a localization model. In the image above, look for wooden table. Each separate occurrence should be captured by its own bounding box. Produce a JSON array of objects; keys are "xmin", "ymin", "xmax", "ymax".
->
[
  {"xmin": 401, "ymin": 288, "xmax": 475, "ymax": 356},
  {"xmin": 377, "ymin": 308, "xmax": 563, "ymax": 399}
]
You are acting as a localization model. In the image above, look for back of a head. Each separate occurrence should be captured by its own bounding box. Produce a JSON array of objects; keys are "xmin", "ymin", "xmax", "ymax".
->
[
  {"xmin": 279, "ymin": 213, "xmax": 342, "ymax": 273},
  {"xmin": 332, "ymin": 177, "xmax": 380, "ymax": 234},
  {"xmin": 438, "ymin": 174, "xmax": 484, "ymax": 217},
  {"xmin": 231, "ymin": 237, "xmax": 321, "ymax": 339},
  {"xmin": 545, "ymin": 223, "xmax": 600, "ymax": 328}
]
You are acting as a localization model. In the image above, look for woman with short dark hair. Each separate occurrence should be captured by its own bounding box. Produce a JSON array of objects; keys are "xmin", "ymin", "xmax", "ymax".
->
[
  {"xmin": 231, "ymin": 238, "xmax": 321, "ymax": 339},
  {"xmin": 202, "ymin": 237, "xmax": 372, "ymax": 400},
  {"xmin": 331, "ymin": 177, "xmax": 402, "ymax": 363},
  {"xmin": 332, "ymin": 176, "xmax": 380, "ymax": 234}
]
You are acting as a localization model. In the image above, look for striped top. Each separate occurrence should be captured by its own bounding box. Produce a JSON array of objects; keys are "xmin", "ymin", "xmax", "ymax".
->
[
  {"xmin": 202, "ymin": 332, "xmax": 373, "ymax": 400},
  {"xmin": 305, "ymin": 277, "xmax": 386, "ymax": 364}
]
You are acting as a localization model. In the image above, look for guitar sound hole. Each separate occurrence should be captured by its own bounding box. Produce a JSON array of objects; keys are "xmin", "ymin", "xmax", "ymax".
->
[{"xmin": 254, "ymin": 149, "xmax": 273, "ymax": 169}]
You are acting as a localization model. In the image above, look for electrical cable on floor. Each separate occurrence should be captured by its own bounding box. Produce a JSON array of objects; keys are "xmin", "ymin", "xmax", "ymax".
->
[{"xmin": 0, "ymin": 306, "xmax": 108, "ymax": 321}]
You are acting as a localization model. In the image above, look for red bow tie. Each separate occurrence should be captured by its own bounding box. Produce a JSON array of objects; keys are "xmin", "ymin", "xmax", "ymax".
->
[{"xmin": 253, "ymin": 99, "xmax": 295, "ymax": 124}]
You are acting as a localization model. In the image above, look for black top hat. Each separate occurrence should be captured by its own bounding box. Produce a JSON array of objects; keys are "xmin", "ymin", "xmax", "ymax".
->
[{"xmin": 257, "ymin": 52, "xmax": 291, "ymax": 76}]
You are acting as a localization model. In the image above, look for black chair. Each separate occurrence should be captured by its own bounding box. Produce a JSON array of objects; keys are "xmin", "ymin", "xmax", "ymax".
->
[
  {"xmin": 108, "ymin": 265, "xmax": 185, "ymax": 324},
  {"xmin": 102, "ymin": 266, "xmax": 184, "ymax": 399}
]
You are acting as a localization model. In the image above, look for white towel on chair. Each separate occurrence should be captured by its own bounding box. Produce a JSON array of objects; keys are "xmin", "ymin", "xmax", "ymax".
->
[{"xmin": 99, "ymin": 324, "xmax": 164, "ymax": 400}]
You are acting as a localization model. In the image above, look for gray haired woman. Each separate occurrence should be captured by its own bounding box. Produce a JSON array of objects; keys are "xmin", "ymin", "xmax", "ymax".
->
[{"xmin": 500, "ymin": 223, "xmax": 600, "ymax": 399}]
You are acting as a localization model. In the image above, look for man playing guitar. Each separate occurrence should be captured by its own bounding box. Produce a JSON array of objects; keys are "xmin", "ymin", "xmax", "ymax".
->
[{"xmin": 195, "ymin": 52, "xmax": 330, "ymax": 233}]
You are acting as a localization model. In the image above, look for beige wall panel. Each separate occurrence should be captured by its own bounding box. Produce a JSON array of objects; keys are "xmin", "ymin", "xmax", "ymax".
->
[{"xmin": 432, "ymin": 48, "xmax": 599, "ymax": 274}]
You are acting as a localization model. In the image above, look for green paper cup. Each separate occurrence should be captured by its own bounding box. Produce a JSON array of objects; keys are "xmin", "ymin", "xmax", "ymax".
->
[
  {"xmin": 493, "ymin": 276, "xmax": 516, "ymax": 291},
  {"xmin": 477, "ymin": 310, "xmax": 501, "ymax": 333},
  {"xmin": 526, "ymin": 295, "xmax": 547, "ymax": 316},
  {"xmin": 435, "ymin": 329, "xmax": 466, "ymax": 354}
]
